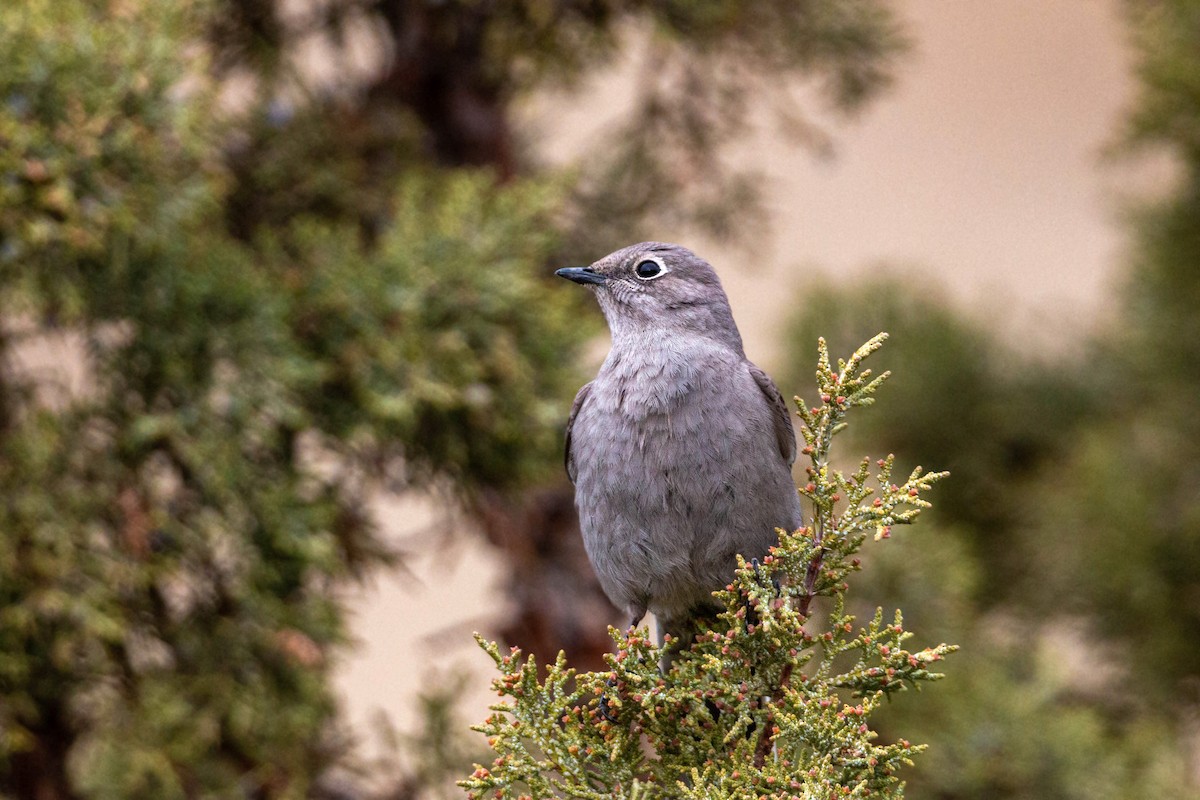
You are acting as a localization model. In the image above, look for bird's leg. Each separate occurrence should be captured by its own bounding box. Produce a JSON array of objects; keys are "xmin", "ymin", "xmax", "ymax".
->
[
  {"xmin": 626, "ymin": 599, "xmax": 648, "ymax": 633},
  {"xmin": 742, "ymin": 557, "xmax": 785, "ymax": 630},
  {"xmin": 743, "ymin": 558, "xmax": 766, "ymax": 630}
]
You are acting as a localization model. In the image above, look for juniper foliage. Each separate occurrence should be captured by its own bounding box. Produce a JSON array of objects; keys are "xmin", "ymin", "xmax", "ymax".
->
[
  {"xmin": 464, "ymin": 336, "xmax": 955, "ymax": 799},
  {"xmin": 0, "ymin": 3, "xmax": 587, "ymax": 796}
]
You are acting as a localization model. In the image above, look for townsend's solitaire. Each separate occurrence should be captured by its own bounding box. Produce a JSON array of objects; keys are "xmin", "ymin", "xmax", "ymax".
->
[{"xmin": 557, "ymin": 242, "xmax": 803, "ymax": 645}]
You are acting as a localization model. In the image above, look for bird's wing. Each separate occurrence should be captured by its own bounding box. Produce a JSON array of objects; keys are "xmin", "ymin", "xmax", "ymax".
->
[
  {"xmin": 748, "ymin": 364, "xmax": 797, "ymax": 466},
  {"xmin": 564, "ymin": 381, "xmax": 594, "ymax": 484}
]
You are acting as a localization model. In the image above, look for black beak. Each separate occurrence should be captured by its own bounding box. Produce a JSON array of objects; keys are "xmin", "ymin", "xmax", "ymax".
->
[{"xmin": 555, "ymin": 267, "xmax": 607, "ymax": 286}]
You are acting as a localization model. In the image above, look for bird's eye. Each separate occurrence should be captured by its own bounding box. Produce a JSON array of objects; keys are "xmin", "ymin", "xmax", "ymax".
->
[{"xmin": 634, "ymin": 259, "xmax": 664, "ymax": 280}]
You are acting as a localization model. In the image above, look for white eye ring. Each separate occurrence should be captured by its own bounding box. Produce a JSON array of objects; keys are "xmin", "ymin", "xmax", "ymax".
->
[{"xmin": 633, "ymin": 256, "xmax": 668, "ymax": 281}]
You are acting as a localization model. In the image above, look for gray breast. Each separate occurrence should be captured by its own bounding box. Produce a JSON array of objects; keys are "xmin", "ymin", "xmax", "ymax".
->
[{"xmin": 570, "ymin": 341, "xmax": 800, "ymax": 620}]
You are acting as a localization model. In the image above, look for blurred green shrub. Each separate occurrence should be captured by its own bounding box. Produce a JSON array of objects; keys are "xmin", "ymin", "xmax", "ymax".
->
[
  {"xmin": 776, "ymin": 17, "xmax": 1200, "ymax": 779},
  {"xmin": 0, "ymin": 2, "xmax": 588, "ymax": 797},
  {"xmin": 780, "ymin": 276, "xmax": 1095, "ymax": 605},
  {"xmin": 778, "ymin": 278, "xmax": 1200, "ymax": 799},
  {"xmin": 1028, "ymin": 0, "xmax": 1200, "ymax": 705}
]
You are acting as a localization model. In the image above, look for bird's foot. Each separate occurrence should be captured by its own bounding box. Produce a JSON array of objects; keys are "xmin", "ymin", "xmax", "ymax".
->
[{"xmin": 598, "ymin": 677, "xmax": 620, "ymax": 723}]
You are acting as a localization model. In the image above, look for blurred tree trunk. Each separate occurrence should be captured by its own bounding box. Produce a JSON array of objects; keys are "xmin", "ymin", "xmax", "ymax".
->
[
  {"xmin": 8, "ymin": 706, "xmax": 76, "ymax": 800},
  {"xmin": 366, "ymin": 0, "xmax": 517, "ymax": 178}
]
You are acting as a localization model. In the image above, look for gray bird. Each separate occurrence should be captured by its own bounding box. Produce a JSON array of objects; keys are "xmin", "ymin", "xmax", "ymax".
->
[{"xmin": 556, "ymin": 242, "xmax": 802, "ymax": 646}]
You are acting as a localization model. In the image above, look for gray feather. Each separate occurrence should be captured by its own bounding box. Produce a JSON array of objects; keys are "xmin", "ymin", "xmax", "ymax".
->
[
  {"xmin": 564, "ymin": 380, "xmax": 593, "ymax": 484},
  {"xmin": 748, "ymin": 363, "xmax": 797, "ymax": 466}
]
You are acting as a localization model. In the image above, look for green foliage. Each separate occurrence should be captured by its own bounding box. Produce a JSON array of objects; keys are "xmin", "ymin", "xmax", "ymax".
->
[
  {"xmin": 465, "ymin": 337, "xmax": 955, "ymax": 799},
  {"xmin": 1122, "ymin": 0, "xmax": 1200, "ymax": 160},
  {"xmin": 0, "ymin": 0, "xmax": 221, "ymax": 316},
  {"xmin": 777, "ymin": 266, "xmax": 1200, "ymax": 798},
  {"xmin": 254, "ymin": 174, "xmax": 592, "ymax": 492},
  {"xmin": 781, "ymin": 277, "xmax": 1093, "ymax": 605},
  {"xmin": 882, "ymin": 624, "xmax": 1200, "ymax": 800},
  {"xmin": 0, "ymin": 1, "xmax": 590, "ymax": 796}
]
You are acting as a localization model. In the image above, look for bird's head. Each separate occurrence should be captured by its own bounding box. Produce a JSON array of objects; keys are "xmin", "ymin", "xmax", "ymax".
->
[{"xmin": 556, "ymin": 242, "xmax": 744, "ymax": 353}]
